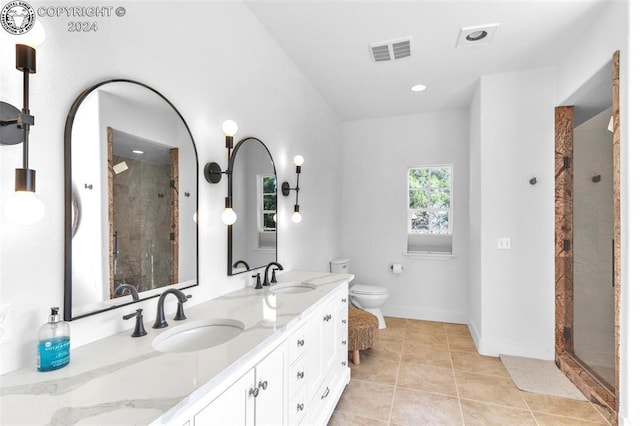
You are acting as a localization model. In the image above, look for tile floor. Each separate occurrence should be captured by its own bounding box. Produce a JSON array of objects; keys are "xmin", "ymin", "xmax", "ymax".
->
[{"xmin": 329, "ymin": 317, "xmax": 611, "ymax": 425}]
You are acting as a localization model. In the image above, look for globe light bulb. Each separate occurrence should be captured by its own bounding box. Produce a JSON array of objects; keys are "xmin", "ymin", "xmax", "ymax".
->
[
  {"xmin": 291, "ymin": 211, "xmax": 302, "ymax": 224},
  {"xmin": 221, "ymin": 207, "xmax": 237, "ymax": 225},
  {"xmin": 222, "ymin": 120, "xmax": 238, "ymax": 137},
  {"xmin": 293, "ymin": 155, "xmax": 304, "ymax": 166},
  {"xmin": 4, "ymin": 191, "xmax": 45, "ymax": 225}
]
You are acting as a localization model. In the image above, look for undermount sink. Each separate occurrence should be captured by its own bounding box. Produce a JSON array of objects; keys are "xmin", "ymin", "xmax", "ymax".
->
[
  {"xmin": 152, "ymin": 319, "xmax": 244, "ymax": 353},
  {"xmin": 269, "ymin": 282, "xmax": 317, "ymax": 294}
]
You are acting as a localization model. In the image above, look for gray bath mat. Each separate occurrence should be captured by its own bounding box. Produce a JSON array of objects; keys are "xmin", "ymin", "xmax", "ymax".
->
[{"xmin": 500, "ymin": 354, "xmax": 588, "ymax": 401}]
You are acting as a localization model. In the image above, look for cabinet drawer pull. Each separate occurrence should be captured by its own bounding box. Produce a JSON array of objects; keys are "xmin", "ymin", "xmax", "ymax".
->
[
  {"xmin": 342, "ymin": 340, "xmax": 347, "ymax": 345},
  {"xmin": 258, "ymin": 380, "xmax": 268, "ymax": 390},
  {"xmin": 341, "ymin": 361, "xmax": 347, "ymax": 366},
  {"xmin": 297, "ymin": 403, "xmax": 305, "ymax": 412},
  {"xmin": 342, "ymin": 319, "xmax": 347, "ymax": 324},
  {"xmin": 321, "ymin": 386, "xmax": 330, "ymax": 400},
  {"xmin": 323, "ymin": 314, "xmax": 332, "ymax": 322},
  {"xmin": 297, "ymin": 339, "xmax": 305, "ymax": 347},
  {"xmin": 297, "ymin": 371, "xmax": 305, "ymax": 379},
  {"xmin": 341, "ymin": 298, "xmax": 347, "ymax": 303},
  {"xmin": 249, "ymin": 387, "xmax": 260, "ymax": 397}
]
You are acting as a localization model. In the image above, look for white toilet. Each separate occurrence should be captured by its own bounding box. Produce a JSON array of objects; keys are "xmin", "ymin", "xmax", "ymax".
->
[{"xmin": 330, "ymin": 259, "xmax": 389, "ymax": 329}]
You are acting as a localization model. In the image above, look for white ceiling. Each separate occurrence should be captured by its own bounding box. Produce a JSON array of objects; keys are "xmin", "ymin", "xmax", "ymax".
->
[{"xmin": 245, "ymin": 0, "xmax": 610, "ymax": 121}]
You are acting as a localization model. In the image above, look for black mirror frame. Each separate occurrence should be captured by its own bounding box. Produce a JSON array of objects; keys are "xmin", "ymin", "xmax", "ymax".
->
[
  {"xmin": 227, "ymin": 137, "xmax": 278, "ymax": 276},
  {"xmin": 63, "ymin": 79, "xmax": 199, "ymax": 321}
]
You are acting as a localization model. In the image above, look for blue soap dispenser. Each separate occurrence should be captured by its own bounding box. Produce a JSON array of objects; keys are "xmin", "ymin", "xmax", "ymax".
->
[{"xmin": 37, "ymin": 307, "xmax": 70, "ymax": 372}]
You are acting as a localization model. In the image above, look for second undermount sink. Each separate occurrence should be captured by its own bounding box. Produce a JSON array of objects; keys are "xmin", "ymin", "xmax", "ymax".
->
[
  {"xmin": 269, "ymin": 282, "xmax": 317, "ymax": 294},
  {"xmin": 152, "ymin": 319, "xmax": 244, "ymax": 353}
]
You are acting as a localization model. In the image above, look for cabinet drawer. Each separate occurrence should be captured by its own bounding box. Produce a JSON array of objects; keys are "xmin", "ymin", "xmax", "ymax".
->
[
  {"xmin": 288, "ymin": 385, "xmax": 307, "ymax": 426},
  {"xmin": 289, "ymin": 355, "xmax": 308, "ymax": 396}
]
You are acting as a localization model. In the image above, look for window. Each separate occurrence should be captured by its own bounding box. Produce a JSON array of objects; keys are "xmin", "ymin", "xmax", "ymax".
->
[
  {"xmin": 407, "ymin": 166, "xmax": 453, "ymax": 254},
  {"xmin": 259, "ymin": 175, "xmax": 276, "ymax": 232}
]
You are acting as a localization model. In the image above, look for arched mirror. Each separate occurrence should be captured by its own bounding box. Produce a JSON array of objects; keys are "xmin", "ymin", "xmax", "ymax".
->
[
  {"xmin": 64, "ymin": 80, "xmax": 198, "ymax": 320},
  {"xmin": 228, "ymin": 137, "xmax": 277, "ymax": 275}
]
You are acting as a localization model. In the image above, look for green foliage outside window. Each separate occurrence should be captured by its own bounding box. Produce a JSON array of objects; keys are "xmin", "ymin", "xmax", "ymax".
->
[
  {"xmin": 408, "ymin": 166, "xmax": 451, "ymax": 234},
  {"xmin": 261, "ymin": 175, "xmax": 276, "ymax": 232}
]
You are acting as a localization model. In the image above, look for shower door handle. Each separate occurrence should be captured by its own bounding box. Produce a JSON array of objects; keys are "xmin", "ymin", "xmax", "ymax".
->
[{"xmin": 612, "ymin": 238, "xmax": 615, "ymax": 288}]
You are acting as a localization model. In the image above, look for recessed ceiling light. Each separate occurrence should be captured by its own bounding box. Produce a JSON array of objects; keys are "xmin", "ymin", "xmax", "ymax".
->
[
  {"xmin": 411, "ymin": 84, "xmax": 427, "ymax": 92},
  {"xmin": 456, "ymin": 24, "xmax": 499, "ymax": 48},
  {"xmin": 466, "ymin": 30, "xmax": 488, "ymax": 42},
  {"xmin": 132, "ymin": 149, "xmax": 144, "ymax": 155}
]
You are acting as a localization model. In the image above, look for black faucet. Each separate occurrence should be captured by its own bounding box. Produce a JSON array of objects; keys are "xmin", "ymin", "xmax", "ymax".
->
[
  {"xmin": 252, "ymin": 273, "xmax": 263, "ymax": 290},
  {"xmin": 114, "ymin": 282, "xmax": 140, "ymax": 301},
  {"xmin": 122, "ymin": 308, "xmax": 147, "ymax": 337},
  {"xmin": 263, "ymin": 262, "xmax": 283, "ymax": 285},
  {"xmin": 153, "ymin": 288, "xmax": 189, "ymax": 329},
  {"xmin": 233, "ymin": 260, "xmax": 250, "ymax": 270}
]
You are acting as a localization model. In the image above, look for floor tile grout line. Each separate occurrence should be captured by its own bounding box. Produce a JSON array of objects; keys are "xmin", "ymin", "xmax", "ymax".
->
[
  {"xmin": 385, "ymin": 320, "xmax": 407, "ymax": 426},
  {"xmin": 445, "ymin": 325, "xmax": 466, "ymax": 426}
]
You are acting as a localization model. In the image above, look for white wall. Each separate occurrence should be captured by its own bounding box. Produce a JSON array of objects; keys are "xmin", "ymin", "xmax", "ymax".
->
[
  {"xmin": 468, "ymin": 83, "xmax": 482, "ymax": 341},
  {"xmin": 0, "ymin": 1, "xmax": 342, "ymax": 374},
  {"xmin": 470, "ymin": 67, "xmax": 556, "ymax": 360},
  {"xmin": 341, "ymin": 110, "xmax": 469, "ymax": 323}
]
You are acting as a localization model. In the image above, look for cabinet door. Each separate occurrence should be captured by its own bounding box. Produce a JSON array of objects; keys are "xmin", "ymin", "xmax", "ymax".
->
[
  {"xmin": 254, "ymin": 344, "xmax": 285, "ymax": 425},
  {"xmin": 194, "ymin": 369, "xmax": 254, "ymax": 426},
  {"xmin": 321, "ymin": 296, "xmax": 338, "ymax": 373},
  {"xmin": 305, "ymin": 309, "xmax": 324, "ymax": 397}
]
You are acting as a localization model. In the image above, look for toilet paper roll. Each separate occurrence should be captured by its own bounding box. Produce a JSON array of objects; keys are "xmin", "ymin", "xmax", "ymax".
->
[{"xmin": 391, "ymin": 263, "xmax": 403, "ymax": 274}]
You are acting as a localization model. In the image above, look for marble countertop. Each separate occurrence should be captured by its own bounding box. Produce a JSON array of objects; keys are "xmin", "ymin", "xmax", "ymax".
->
[{"xmin": 0, "ymin": 271, "xmax": 353, "ymax": 425}]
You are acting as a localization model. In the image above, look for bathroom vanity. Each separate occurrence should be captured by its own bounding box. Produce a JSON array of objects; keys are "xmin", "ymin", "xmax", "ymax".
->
[{"xmin": 0, "ymin": 271, "xmax": 352, "ymax": 425}]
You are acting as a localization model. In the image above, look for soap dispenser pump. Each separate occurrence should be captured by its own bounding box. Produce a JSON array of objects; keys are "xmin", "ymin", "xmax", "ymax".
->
[{"xmin": 37, "ymin": 307, "xmax": 70, "ymax": 372}]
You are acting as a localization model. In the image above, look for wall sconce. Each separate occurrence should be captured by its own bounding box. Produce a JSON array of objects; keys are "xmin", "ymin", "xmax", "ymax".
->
[
  {"xmin": 0, "ymin": 44, "xmax": 45, "ymax": 225},
  {"xmin": 282, "ymin": 155, "xmax": 304, "ymax": 223},
  {"xmin": 203, "ymin": 120, "xmax": 238, "ymax": 225}
]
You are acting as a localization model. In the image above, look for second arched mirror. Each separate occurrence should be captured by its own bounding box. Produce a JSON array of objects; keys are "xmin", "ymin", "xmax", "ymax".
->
[{"xmin": 228, "ymin": 137, "xmax": 277, "ymax": 275}]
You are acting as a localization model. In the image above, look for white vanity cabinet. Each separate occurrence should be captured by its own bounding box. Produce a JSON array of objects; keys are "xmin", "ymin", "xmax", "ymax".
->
[
  {"xmin": 194, "ymin": 344, "xmax": 285, "ymax": 425},
  {"xmin": 160, "ymin": 281, "xmax": 350, "ymax": 426},
  {"xmin": 303, "ymin": 289, "xmax": 349, "ymax": 425}
]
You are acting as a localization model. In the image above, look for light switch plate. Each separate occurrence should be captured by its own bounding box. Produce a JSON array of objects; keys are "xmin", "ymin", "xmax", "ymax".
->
[{"xmin": 497, "ymin": 237, "xmax": 512, "ymax": 250}]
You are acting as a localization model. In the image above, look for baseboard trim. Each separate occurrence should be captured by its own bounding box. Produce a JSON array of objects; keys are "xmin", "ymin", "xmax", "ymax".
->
[{"xmin": 383, "ymin": 305, "xmax": 467, "ymax": 324}]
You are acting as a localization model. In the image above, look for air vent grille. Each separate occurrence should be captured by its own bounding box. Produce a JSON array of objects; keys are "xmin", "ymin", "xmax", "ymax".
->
[
  {"xmin": 369, "ymin": 37, "xmax": 412, "ymax": 62},
  {"xmin": 371, "ymin": 45, "xmax": 391, "ymax": 62},
  {"xmin": 393, "ymin": 40, "xmax": 411, "ymax": 59}
]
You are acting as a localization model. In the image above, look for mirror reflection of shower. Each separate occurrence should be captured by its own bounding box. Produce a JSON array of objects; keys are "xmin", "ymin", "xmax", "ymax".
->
[{"xmin": 109, "ymin": 128, "xmax": 179, "ymax": 297}]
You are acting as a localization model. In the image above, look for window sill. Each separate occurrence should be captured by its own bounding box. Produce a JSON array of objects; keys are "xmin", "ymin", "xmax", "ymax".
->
[
  {"xmin": 255, "ymin": 247, "xmax": 276, "ymax": 252},
  {"xmin": 402, "ymin": 251, "xmax": 457, "ymax": 260}
]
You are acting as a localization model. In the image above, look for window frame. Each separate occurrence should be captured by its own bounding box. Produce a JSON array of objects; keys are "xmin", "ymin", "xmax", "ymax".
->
[
  {"xmin": 258, "ymin": 174, "xmax": 276, "ymax": 233},
  {"xmin": 407, "ymin": 164, "xmax": 453, "ymax": 235}
]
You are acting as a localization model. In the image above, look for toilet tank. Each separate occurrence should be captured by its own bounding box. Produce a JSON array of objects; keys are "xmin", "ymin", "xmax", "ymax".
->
[{"xmin": 330, "ymin": 258, "xmax": 350, "ymax": 273}]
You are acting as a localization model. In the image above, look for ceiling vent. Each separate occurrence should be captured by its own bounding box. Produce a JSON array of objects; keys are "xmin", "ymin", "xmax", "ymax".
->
[{"xmin": 369, "ymin": 37, "xmax": 412, "ymax": 62}]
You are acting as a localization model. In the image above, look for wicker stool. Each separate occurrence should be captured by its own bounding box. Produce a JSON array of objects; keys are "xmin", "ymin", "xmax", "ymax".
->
[{"xmin": 348, "ymin": 307, "xmax": 379, "ymax": 365}]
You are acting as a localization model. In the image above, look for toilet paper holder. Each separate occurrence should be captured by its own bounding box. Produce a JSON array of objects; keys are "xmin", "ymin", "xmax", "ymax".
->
[{"xmin": 390, "ymin": 264, "xmax": 403, "ymax": 274}]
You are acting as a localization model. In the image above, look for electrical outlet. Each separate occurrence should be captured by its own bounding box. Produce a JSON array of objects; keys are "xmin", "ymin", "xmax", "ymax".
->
[
  {"xmin": 0, "ymin": 303, "xmax": 12, "ymax": 345},
  {"xmin": 497, "ymin": 237, "xmax": 512, "ymax": 250}
]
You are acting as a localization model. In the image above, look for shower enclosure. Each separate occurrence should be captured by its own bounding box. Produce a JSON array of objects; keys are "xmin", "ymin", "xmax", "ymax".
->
[{"xmin": 555, "ymin": 52, "xmax": 620, "ymax": 424}]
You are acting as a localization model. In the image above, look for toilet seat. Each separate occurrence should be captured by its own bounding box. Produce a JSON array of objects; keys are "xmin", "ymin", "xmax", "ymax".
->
[{"xmin": 350, "ymin": 284, "xmax": 388, "ymax": 295}]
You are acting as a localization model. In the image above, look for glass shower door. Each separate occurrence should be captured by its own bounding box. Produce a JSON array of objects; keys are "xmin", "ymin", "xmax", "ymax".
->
[{"xmin": 572, "ymin": 107, "xmax": 615, "ymax": 390}]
